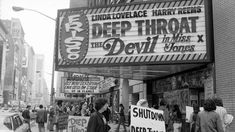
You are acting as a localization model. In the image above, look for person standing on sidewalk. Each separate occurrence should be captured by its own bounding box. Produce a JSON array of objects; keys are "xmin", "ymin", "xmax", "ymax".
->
[
  {"xmin": 213, "ymin": 96, "xmax": 227, "ymax": 132},
  {"xmin": 47, "ymin": 106, "xmax": 55, "ymax": 131},
  {"xmin": 159, "ymin": 99, "xmax": 170, "ymax": 131},
  {"xmin": 195, "ymin": 98, "xmax": 224, "ymax": 132},
  {"xmin": 172, "ymin": 104, "xmax": 182, "ymax": 132},
  {"xmin": 87, "ymin": 98, "xmax": 110, "ymax": 132},
  {"xmin": 116, "ymin": 104, "xmax": 127, "ymax": 132},
  {"xmin": 22, "ymin": 105, "xmax": 31, "ymax": 132},
  {"xmin": 36, "ymin": 104, "xmax": 47, "ymax": 132}
]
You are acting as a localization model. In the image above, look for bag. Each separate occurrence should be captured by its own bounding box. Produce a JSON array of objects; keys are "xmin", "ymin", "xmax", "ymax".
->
[{"xmin": 225, "ymin": 114, "xmax": 233, "ymax": 125}]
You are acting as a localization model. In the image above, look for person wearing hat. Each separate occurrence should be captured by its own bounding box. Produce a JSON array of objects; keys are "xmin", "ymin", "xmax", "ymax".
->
[{"xmin": 22, "ymin": 105, "xmax": 31, "ymax": 131}]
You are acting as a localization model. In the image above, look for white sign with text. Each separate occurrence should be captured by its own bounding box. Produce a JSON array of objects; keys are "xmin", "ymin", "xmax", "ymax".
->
[
  {"xmin": 131, "ymin": 105, "xmax": 165, "ymax": 132},
  {"xmin": 67, "ymin": 116, "xmax": 90, "ymax": 132}
]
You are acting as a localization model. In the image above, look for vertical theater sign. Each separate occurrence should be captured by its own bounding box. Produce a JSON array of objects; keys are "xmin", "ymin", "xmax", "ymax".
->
[{"xmin": 55, "ymin": 0, "xmax": 213, "ymax": 71}]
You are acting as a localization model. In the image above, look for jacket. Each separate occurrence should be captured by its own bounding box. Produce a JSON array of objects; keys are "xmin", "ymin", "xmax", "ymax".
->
[
  {"xmin": 87, "ymin": 111, "xmax": 108, "ymax": 132},
  {"xmin": 36, "ymin": 109, "xmax": 47, "ymax": 123},
  {"xmin": 196, "ymin": 111, "xmax": 224, "ymax": 132},
  {"xmin": 22, "ymin": 109, "xmax": 30, "ymax": 120}
]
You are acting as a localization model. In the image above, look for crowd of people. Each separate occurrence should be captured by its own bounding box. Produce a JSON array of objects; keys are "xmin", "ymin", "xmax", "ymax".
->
[
  {"xmin": 188, "ymin": 97, "xmax": 233, "ymax": 132},
  {"xmin": 128, "ymin": 96, "xmax": 233, "ymax": 132},
  {"xmin": 21, "ymin": 99, "xmax": 112, "ymax": 132},
  {"xmin": 20, "ymin": 96, "xmax": 233, "ymax": 132}
]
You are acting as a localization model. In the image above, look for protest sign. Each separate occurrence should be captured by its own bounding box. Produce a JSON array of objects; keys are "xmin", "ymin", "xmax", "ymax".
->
[
  {"xmin": 67, "ymin": 116, "xmax": 90, "ymax": 132},
  {"xmin": 58, "ymin": 113, "xmax": 69, "ymax": 130},
  {"xmin": 186, "ymin": 106, "xmax": 194, "ymax": 122},
  {"xmin": 186, "ymin": 106, "xmax": 204, "ymax": 122},
  {"xmin": 131, "ymin": 105, "xmax": 165, "ymax": 132}
]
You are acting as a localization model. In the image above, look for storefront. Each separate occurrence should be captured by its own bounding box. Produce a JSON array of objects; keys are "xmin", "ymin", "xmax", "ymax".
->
[
  {"xmin": 148, "ymin": 65, "xmax": 214, "ymax": 111},
  {"xmin": 54, "ymin": 0, "xmax": 214, "ymax": 129}
]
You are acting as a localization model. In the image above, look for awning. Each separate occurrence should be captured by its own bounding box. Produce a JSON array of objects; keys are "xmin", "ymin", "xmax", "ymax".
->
[{"xmin": 58, "ymin": 63, "xmax": 206, "ymax": 80}]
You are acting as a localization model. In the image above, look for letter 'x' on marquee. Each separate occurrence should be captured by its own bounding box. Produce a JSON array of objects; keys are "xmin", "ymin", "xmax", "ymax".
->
[{"xmin": 197, "ymin": 35, "xmax": 204, "ymax": 42}]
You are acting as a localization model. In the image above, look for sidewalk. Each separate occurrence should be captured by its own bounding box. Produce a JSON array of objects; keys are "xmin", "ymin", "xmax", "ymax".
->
[
  {"xmin": 30, "ymin": 122, "xmax": 130, "ymax": 132},
  {"xmin": 109, "ymin": 122, "xmax": 130, "ymax": 132}
]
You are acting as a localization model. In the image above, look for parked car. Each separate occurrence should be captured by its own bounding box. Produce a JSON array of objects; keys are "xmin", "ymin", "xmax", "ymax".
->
[{"xmin": 0, "ymin": 112, "xmax": 29, "ymax": 132}]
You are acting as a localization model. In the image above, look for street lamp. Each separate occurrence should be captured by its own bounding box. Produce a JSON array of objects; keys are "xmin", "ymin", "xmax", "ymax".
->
[
  {"xmin": 12, "ymin": 6, "xmax": 56, "ymax": 105},
  {"xmin": 12, "ymin": 6, "xmax": 56, "ymax": 21}
]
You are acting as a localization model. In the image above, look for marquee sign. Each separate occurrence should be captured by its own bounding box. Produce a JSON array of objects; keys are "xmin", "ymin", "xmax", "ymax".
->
[
  {"xmin": 62, "ymin": 76, "xmax": 101, "ymax": 94},
  {"xmin": 55, "ymin": 0, "xmax": 212, "ymax": 69}
]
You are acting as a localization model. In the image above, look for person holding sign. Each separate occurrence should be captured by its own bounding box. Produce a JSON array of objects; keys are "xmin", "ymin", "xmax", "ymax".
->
[{"xmin": 87, "ymin": 98, "xmax": 111, "ymax": 132}]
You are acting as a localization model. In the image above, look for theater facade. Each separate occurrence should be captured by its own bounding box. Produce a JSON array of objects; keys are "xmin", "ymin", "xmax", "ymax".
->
[{"xmin": 55, "ymin": 0, "xmax": 235, "ymax": 131}]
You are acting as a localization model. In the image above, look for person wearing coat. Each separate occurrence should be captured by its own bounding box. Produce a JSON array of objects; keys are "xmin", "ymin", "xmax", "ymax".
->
[
  {"xmin": 196, "ymin": 98, "xmax": 224, "ymax": 132},
  {"xmin": 87, "ymin": 98, "xmax": 110, "ymax": 132}
]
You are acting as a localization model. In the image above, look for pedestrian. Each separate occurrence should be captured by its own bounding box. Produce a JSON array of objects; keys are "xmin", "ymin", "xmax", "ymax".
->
[
  {"xmin": 47, "ymin": 106, "xmax": 55, "ymax": 131},
  {"xmin": 195, "ymin": 98, "xmax": 224, "ymax": 132},
  {"xmin": 87, "ymin": 98, "xmax": 110, "ymax": 132},
  {"xmin": 116, "ymin": 104, "xmax": 127, "ymax": 132},
  {"xmin": 189, "ymin": 104, "xmax": 200, "ymax": 132},
  {"xmin": 213, "ymin": 96, "xmax": 227, "ymax": 131},
  {"xmin": 172, "ymin": 104, "xmax": 182, "ymax": 132},
  {"xmin": 55, "ymin": 100, "xmax": 64, "ymax": 131},
  {"xmin": 136, "ymin": 99, "xmax": 149, "ymax": 107},
  {"xmin": 22, "ymin": 105, "xmax": 31, "ymax": 132},
  {"xmin": 36, "ymin": 104, "xmax": 47, "ymax": 132},
  {"xmin": 159, "ymin": 99, "xmax": 170, "ymax": 131},
  {"xmin": 80, "ymin": 101, "xmax": 89, "ymax": 116}
]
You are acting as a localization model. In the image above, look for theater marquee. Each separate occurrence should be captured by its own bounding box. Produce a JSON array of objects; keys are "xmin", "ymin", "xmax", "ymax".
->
[{"xmin": 55, "ymin": 0, "xmax": 213, "ymax": 69}]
